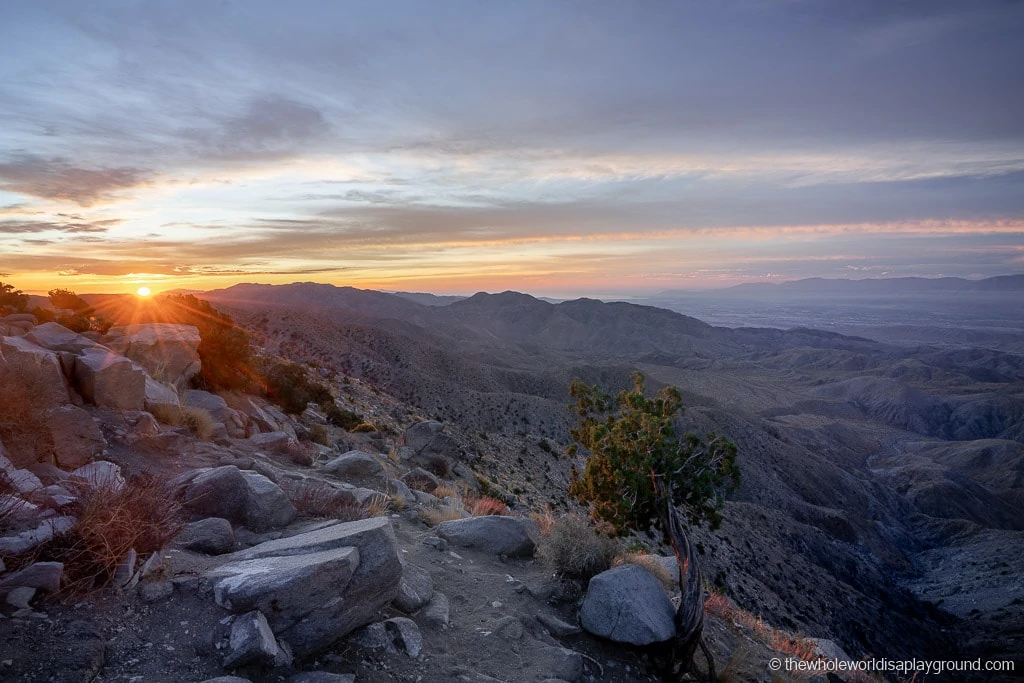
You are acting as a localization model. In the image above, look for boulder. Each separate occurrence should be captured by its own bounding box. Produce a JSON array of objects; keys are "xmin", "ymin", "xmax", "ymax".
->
[
  {"xmin": 2, "ymin": 466, "xmax": 42, "ymax": 494},
  {"xmin": 401, "ymin": 467, "xmax": 440, "ymax": 493},
  {"xmin": 175, "ymin": 517, "xmax": 236, "ymax": 555},
  {"xmin": 393, "ymin": 562, "xmax": 433, "ymax": 613},
  {"xmin": 321, "ymin": 450, "xmax": 387, "ymax": 488},
  {"xmin": 579, "ymin": 564, "xmax": 676, "ymax": 645},
  {"xmin": 25, "ymin": 322, "xmax": 102, "ymax": 354},
  {"xmin": 42, "ymin": 405, "xmax": 105, "ymax": 469},
  {"xmin": 74, "ymin": 348, "xmax": 145, "ymax": 410},
  {"xmin": 436, "ymin": 516, "xmax": 538, "ymax": 557},
  {"xmin": 184, "ymin": 390, "xmax": 235, "ymax": 424},
  {"xmin": 144, "ymin": 377, "xmax": 180, "ymax": 413},
  {"xmin": 0, "ymin": 561, "xmax": 64, "ymax": 592},
  {"xmin": 181, "ymin": 466, "xmax": 296, "ymax": 532},
  {"xmin": 239, "ymin": 470, "xmax": 297, "ymax": 531},
  {"xmin": 70, "ymin": 461, "xmax": 124, "ymax": 490},
  {"xmin": 421, "ymin": 592, "xmax": 450, "ymax": 627},
  {"xmin": 246, "ymin": 431, "xmax": 293, "ymax": 451},
  {"xmin": 350, "ymin": 617, "xmax": 422, "ymax": 658},
  {"xmin": 399, "ymin": 420, "xmax": 463, "ymax": 473},
  {"xmin": 0, "ymin": 336, "xmax": 70, "ymax": 404},
  {"xmin": 223, "ymin": 610, "xmax": 286, "ymax": 668},
  {"xmin": 212, "ymin": 516, "xmax": 403, "ymax": 656},
  {"xmin": 104, "ymin": 323, "xmax": 201, "ymax": 388}
]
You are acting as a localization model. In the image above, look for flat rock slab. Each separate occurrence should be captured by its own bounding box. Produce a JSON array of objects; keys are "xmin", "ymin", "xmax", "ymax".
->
[
  {"xmin": 213, "ymin": 516, "xmax": 403, "ymax": 657},
  {"xmin": 436, "ymin": 516, "xmax": 538, "ymax": 557},
  {"xmin": 579, "ymin": 564, "xmax": 676, "ymax": 646}
]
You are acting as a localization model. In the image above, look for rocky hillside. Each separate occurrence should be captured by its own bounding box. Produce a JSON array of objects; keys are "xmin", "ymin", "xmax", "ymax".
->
[{"xmin": 2, "ymin": 283, "xmax": 1022, "ymax": 682}]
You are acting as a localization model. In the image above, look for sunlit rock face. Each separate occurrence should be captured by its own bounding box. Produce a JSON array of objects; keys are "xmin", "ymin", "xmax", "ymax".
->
[{"xmin": 103, "ymin": 324, "xmax": 201, "ymax": 389}]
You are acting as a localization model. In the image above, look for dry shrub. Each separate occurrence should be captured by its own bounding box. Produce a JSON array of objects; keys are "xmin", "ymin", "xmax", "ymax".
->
[
  {"xmin": 179, "ymin": 406, "xmax": 215, "ymax": 440},
  {"xmin": 285, "ymin": 440, "xmax": 317, "ymax": 467},
  {"xmin": 25, "ymin": 473, "xmax": 185, "ymax": 593},
  {"xmin": 421, "ymin": 504, "xmax": 467, "ymax": 526},
  {"xmin": 538, "ymin": 514, "xmax": 621, "ymax": 581},
  {"xmin": 0, "ymin": 364, "xmax": 56, "ymax": 466},
  {"xmin": 612, "ymin": 551, "xmax": 675, "ymax": 591},
  {"xmin": 704, "ymin": 590, "xmax": 857, "ymax": 676},
  {"xmin": 148, "ymin": 403, "xmax": 182, "ymax": 426},
  {"xmin": 529, "ymin": 508, "xmax": 555, "ymax": 536},
  {"xmin": 351, "ymin": 422, "xmax": 377, "ymax": 433},
  {"xmin": 389, "ymin": 493, "xmax": 407, "ymax": 511},
  {"xmin": 432, "ymin": 483, "xmax": 458, "ymax": 500},
  {"xmin": 309, "ymin": 423, "xmax": 331, "ymax": 446},
  {"xmin": 464, "ymin": 495, "xmax": 507, "ymax": 516}
]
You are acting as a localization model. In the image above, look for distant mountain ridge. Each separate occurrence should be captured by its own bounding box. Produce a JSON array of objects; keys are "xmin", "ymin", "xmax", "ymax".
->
[{"xmin": 687, "ymin": 274, "xmax": 1024, "ymax": 296}]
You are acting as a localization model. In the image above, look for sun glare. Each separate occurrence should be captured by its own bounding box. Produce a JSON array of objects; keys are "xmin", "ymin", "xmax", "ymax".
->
[{"xmin": 136, "ymin": 286, "xmax": 152, "ymax": 297}]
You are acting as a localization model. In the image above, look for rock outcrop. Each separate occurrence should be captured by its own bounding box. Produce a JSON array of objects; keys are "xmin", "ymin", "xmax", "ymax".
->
[
  {"xmin": 74, "ymin": 348, "xmax": 146, "ymax": 410},
  {"xmin": 104, "ymin": 324, "xmax": 201, "ymax": 388},
  {"xmin": 205, "ymin": 517, "xmax": 403, "ymax": 657}
]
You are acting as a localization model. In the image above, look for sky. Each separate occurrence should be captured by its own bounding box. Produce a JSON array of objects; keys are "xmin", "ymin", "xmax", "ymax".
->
[{"xmin": 1, "ymin": 0, "xmax": 1023, "ymax": 298}]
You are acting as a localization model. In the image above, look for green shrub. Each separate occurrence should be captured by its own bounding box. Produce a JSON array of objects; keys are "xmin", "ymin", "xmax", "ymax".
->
[
  {"xmin": 320, "ymin": 401, "xmax": 363, "ymax": 430},
  {"xmin": 0, "ymin": 282, "xmax": 28, "ymax": 313},
  {"xmin": 257, "ymin": 359, "xmax": 332, "ymax": 414}
]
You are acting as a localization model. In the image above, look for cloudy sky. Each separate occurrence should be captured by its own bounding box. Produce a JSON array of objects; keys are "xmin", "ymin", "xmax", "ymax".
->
[{"xmin": 1, "ymin": 0, "xmax": 1022, "ymax": 296}]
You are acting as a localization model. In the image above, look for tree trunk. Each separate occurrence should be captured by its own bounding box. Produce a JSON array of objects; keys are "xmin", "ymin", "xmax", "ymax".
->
[{"xmin": 654, "ymin": 478, "xmax": 715, "ymax": 682}]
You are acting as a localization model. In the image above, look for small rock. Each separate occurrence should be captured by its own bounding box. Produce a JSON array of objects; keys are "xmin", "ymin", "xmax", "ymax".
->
[
  {"xmin": 5, "ymin": 586, "xmax": 35, "ymax": 609},
  {"xmin": 393, "ymin": 563, "xmax": 433, "ymax": 613},
  {"xmin": 223, "ymin": 610, "xmax": 282, "ymax": 668},
  {"xmin": 537, "ymin": 613, "xmax": 582, "ymax": 637},
  {"xmin": 423, "ymin": 536, "xmax": 447, "ymax": 551},
  {"xmin": 493, "ymin": 615, "xmax": 523, "ymax": 640},
  {"xmin": 176, "ymin": 517, "xmax": 236, "ymax": 555},
  {"xmin": 384, "ymin": 617, "xmax": 423, "ymax": 658},
  {"xmin": 138, "ymin": 581, "xmax": 174, "ymax": 603},
  {"xmin": 422, "ymin": 592, "xmax": 451, "ymax": 627}
]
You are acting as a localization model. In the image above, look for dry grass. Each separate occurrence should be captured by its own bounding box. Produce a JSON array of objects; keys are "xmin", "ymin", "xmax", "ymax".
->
[
  {"xmin": 148, "ymin": 404, "xmax": 215, "ymax": 440},
  {"xmin": 463, "ymin": 495, "xmax": 507, "ymax": 516},
  {"xmin": 421, "ymin": 505, "xmax": 467, "ymax": 526},
  {"xmin": 285, "ymin": 440, "xmax": 317, "ymax": 466},
  {"xmin": 179, "ymin": 406, "xmax": 215, "ymax": 440},
  {"xmin": 704, "ymin": 590, "xmax": 880, "ymax": 682},
  {"xmin": 309, "ymin": 423, "xmax": 331, "ymax": 446},
  {"xmin": 351, "ymin": 422, "xmax": 377, "ymax": 433},
  {"xmin": 613, "ymin": 552, "xmax": 676, "ymax": 591},
  {"xmin": 538, "ymin": 514, "xmax": 621, "ymax": 582},
  {"xmin": 20, "ymin": 473, "xmax": 185, "ymax": 594},
  {"xmin": 432, "ymin": 483, "xmax": 458, "ymax": 500},
  {"xmin": 529, "ymin": 508, "xmax": 555, "ymax": 536},
  {"xmin": 0, "ymin": 363, "xmax": 56, "ymax": 466}
]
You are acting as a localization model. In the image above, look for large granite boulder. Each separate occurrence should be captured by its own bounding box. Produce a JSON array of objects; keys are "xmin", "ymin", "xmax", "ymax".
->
[
  {"xmin": 25, "ymin": 323, "xmax": 103, "ymax": 355},
  {"xmin": 321, "ymin": 450, "xmax": 387, "ymax": 489},
  {"xmin": 74, "ymin": 348, "xmax": 145, "ymax": 410},
  {"xmin": 206, "ymin": 517, "xmax": 403, "ymax": 657},
  {"xmin": 436, "ymin": 516, "xmax": 538, "ymax": 557},
  {"xmin": 0, "ymin": 336, "xmax": 70, "ymax": 405},
  {"xmin": 104, "ymin": 324, "xmax": 200, "ymax": 388},
  {"xmin": 42, "ymin": 405, "xmax": 105, "ymax": 469},
  {"xmin": 579, "ymin": 564, "xmax": 676, "ymax": 645},
  {"xmin": 180, "ymin": 466, "xmax": 296, "ymax": 532}
]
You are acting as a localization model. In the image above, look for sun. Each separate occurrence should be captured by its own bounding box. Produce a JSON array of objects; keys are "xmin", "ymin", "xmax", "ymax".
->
[{"xmin": 136, "ymin": 286, "xmax": 152, "ymax": 297}]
